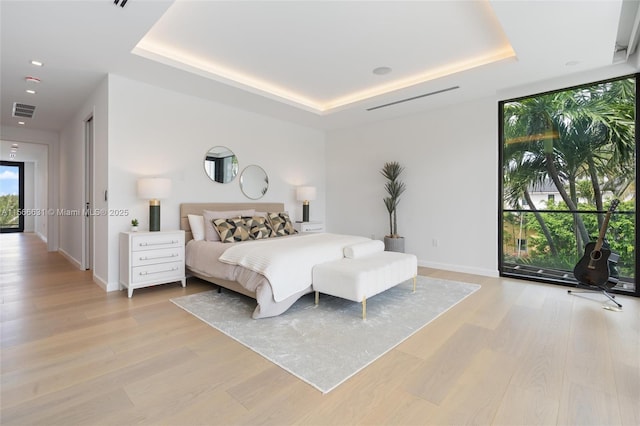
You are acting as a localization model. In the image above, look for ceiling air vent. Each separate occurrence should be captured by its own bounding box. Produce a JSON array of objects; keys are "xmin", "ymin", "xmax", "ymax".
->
[
  {"xmin": 12, "ymin": 102, "xmax": 35, "ymax": 118},
  {"xmin": 367, "ymin": 86, "xmax": 460, "ymax": 111}
]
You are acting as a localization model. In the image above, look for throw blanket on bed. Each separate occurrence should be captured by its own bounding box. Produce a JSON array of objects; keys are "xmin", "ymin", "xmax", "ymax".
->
[{"xmin": 218, "ymin": 233, "xmax": 370, "ymax": 302}]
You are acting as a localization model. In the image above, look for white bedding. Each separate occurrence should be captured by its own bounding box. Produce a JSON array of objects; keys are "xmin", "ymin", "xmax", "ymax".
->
[{"xmin": 218, "ymin": 233, "xmax": 370, "ymax": 302}]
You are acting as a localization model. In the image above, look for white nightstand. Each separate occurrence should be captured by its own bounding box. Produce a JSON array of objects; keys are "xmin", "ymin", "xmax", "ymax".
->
[
  {"xmin": 119, "ymin": 230, "xmax": 186, "ymax": 297},
  {"xmin": 294, "ymin": 221, "xmax": 325, "ymax": 234}
]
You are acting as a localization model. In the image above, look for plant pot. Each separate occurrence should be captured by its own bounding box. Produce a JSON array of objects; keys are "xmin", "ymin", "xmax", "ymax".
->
[
  {"xmin": 384, "ymin": 236, "xmax": 405, "ymax": 253},
  {"xmin": 131, "ymin": 226, "xmax": 138, "ymax": 232}
]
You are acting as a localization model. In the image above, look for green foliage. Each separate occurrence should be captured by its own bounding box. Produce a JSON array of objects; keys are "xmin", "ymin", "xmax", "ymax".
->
[
  {"xmin": 0, "ymin": 195, "xmax": 19, "ymax": 227},
  {"xmin": 523, "ymin": 200, "xmax": 635, "ymax": 278},
  {"xmin": 381, "ymin": 161, "xmax": 406, "ymax": 238}
]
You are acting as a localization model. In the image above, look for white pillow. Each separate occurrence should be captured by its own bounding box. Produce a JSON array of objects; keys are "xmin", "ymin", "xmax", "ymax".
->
[
  {"xmin": 202, "ymin": 209, "xmax": 256, "ymax": 241},
  {"xmin": 344, "ymin": 240, "xmax": 384, "ymax": 259},
  {"xmin": 187, "ymin": 214, "xmax": 205, "ymax": 241}
]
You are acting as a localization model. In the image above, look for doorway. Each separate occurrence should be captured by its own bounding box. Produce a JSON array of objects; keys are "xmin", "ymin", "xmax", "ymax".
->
[{"xmin": 0, "ymin": 160, "xmax": 25, "ymax": 233}]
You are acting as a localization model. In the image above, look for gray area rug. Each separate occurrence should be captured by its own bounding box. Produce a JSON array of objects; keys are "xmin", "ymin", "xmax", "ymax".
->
[{"xmin": 171, "ymin": 276, "xmax": 480, "ymax": 393}]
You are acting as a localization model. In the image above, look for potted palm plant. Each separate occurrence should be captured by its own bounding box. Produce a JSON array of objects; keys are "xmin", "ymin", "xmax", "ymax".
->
[{"xmin": 381, "ymin": 161, "xmax": 406, "ymax": 252}]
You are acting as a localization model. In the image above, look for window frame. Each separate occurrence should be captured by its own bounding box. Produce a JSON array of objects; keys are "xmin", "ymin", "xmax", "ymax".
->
[{"xmin": 498, "ymin": 74, "xmax": 639, "ymax": 298}]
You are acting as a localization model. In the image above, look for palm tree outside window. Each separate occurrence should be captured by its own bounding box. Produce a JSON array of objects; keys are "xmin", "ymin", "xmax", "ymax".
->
[{"xmin": 499, "ymin": 75, "xmax": 637, "ymax": 297}]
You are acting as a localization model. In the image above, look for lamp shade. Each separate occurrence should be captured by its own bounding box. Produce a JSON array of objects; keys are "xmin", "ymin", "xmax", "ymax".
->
[
  {"xmin": 137, "ymin": 178, "xmax": 171, "ymax": 200},
  {"xmin": 296, "ymin": 186, "xmax": 316, "ymax": 201}
]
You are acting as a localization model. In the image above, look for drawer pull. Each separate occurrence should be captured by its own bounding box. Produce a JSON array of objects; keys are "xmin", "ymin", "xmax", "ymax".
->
[
  {"xmin": 138, "ymin": 240, "xmax": 179, "ymax": 247},
  {"xmin": 139, "ymin": 267, "xmax": 179, "ymax": 276},
  {"xmin": 139, "ymin": 253, "xmax": 179, "ymax": 261}
]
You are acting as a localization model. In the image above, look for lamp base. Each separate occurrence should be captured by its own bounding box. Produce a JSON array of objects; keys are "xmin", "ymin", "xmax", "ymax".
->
[
  {"xmin": 302, "ymin": 204, "xmax": 309, "ymax": 222},
  {"xmin": 149, "ymin": 203, "xmax": 160, "ymax": 231}
]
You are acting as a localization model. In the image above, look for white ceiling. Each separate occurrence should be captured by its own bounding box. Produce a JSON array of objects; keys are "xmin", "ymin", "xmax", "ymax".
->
[{"xmin": 1, "ymin": 0, "xmax": 638, "ymax": 135}]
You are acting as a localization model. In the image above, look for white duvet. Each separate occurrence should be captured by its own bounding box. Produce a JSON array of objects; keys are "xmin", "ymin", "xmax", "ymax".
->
[{"xmin": 218, "ymin": 233, "xmax": 370, "ymax": 302}]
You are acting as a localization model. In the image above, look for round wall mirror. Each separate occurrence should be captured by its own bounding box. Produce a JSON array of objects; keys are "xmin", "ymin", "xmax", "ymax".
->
[
  {"xmin": 204, "ymin": 146, "xmax": 238, "ymax": 183},
  {"xmin": 240, "ymin": 165, "xmax": 269, "ymax": 199}
]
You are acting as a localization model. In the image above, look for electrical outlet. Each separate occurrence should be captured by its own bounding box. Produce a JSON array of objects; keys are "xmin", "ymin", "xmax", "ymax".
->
[{"xmin": 432, "ymin": 239, "xmax": 439, "ymax": 247}]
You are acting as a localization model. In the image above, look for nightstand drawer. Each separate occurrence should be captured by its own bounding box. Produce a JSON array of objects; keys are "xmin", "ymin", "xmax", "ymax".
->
[
  {"xmin": 131, "ymin": 247, "xmax": 183, "ymax": 267},
  {"xmin": 131, "ymin": 233, "xmax": 183, "ymax": 251},
  {"xmin": 131, "ymin": 261, "xmax": 184, "ymax": 284}
]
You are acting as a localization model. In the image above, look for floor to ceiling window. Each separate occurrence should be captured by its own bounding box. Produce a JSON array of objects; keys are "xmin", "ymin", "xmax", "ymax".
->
[
  {"xmin": 1, "ymin": 160, "xmax": 25, "ymax": 233},
  {"xmin": 499, "ymin": 75, "xmax": 637, "ymax": 296}
]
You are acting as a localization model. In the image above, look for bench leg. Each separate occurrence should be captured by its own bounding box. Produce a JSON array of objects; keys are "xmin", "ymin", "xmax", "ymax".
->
[
  {"xmin": 413, "ymin": 275, "xmax": 417, "ymax": 292},
  {"xmin": 315, "ymin": 291, "xmax": 319, "ymax": 305},
  {"xmin": 362, "ymin": 297, "xmax": 366, "ymax": 320}
]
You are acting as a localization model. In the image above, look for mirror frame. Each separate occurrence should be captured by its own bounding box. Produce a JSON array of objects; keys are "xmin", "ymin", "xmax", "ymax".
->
[
  {"xmin": 240, "ymin": 165, "xmax": 269, "ymax": 200},
  {"xmin": 203, "ymin": 146, "xmax": 238, "ymax": 183}
]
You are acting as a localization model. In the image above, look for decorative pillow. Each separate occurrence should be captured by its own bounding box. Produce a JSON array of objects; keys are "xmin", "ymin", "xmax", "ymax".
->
[
  {"xmin": 267, "ymin": 212, "xmax": 297, "ymax": 237},
  {"xmin": 344, "ymin": 240, "xmax": 384, "ymax": 258},
  {"xmin": 243, "ymin": 216, "xmax": 273, "ymax": 239},
  {"xmin": 187, "ymin": 214, "xmax": 205, "ymax": 241},
  {"xmin": 212, "ymin": 217, "xmax": 251, "ymax": 243},
  {"xmin": 203, "ymin": 209, "xmax": 255, "ymax": 241}
]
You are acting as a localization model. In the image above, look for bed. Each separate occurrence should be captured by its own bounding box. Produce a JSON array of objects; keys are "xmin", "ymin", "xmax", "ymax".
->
[{"xmin": 180, "ymin": 202, "xmax": 370, "ymax": 318}]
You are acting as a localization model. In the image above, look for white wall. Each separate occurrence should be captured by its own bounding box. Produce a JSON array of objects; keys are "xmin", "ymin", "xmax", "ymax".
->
[
  {"xmin": 23, "ymin": 162, "xmax": 35, "ymax": 232},
  {"xmin": 33, "ymin": 146, "xmax": 48, "ymax": 240},
  {"xmin": 326, "ymin": 97, "xmax": 499, "ymax": 276},
  {"xmin": 105, "ymin": 74, "xmax": 325, "ymax": 291}
]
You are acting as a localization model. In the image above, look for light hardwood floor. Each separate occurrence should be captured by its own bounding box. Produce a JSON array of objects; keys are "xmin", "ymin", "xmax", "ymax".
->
[{"xmin": 1, "ymin": 233, "xmax": 638, "ymax": 425}]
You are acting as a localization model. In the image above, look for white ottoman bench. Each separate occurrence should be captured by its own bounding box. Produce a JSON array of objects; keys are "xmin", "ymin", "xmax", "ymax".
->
[{"xmin": 312, "ymin": 240, "xmax": 418, "ymax": 319}]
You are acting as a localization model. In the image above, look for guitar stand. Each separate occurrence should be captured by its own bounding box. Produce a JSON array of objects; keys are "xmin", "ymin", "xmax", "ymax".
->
[
  {"xmin": 569, "ymin": 251, "xmax": 622, "ymax": 309},
  {"xmin": 567, "ymin": 282, "xmax": 622, "ymax": 309}
]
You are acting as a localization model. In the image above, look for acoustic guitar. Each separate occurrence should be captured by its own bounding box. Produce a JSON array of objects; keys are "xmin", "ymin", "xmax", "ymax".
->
[{"xmin": 573, "ymin": 199, "xmax": 619, "ymax": 287}]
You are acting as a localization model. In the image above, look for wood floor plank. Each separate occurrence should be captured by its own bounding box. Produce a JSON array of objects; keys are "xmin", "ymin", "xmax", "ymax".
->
[
  {"xmin": 558, "ymin": 380, "xmax": 623, "ymax": 426},
  {"xmin": 402, "ymin": 323, "xmax": 491, "ymax": 405}
]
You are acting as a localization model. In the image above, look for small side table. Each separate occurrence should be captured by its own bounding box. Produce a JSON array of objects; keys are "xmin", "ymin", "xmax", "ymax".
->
[{"xmin": 119, "ymin": 230, "xmax": 186, "ymax": 297}]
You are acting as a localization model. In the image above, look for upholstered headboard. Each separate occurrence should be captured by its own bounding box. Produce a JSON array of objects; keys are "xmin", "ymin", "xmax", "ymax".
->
[{"xmin": 180, "ymin": 202, "xmax": 285, "ymax": 242}]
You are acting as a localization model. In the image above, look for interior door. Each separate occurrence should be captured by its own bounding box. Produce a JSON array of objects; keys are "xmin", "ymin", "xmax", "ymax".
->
[{"xmin": 83, "ymin": 117, "xmax": 94, "ymax": 270}]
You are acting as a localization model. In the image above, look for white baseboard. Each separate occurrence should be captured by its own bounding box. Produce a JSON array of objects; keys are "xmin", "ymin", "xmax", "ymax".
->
[
  {"xmin": 92, "ymin": 272, "xmax": 109, "ymax": 291},
  {"xmin": 418, "ymin": 260, "xmax": 499, "ymax": 278},
  {"xmin": 58, "ymin": 248, "xmax": 82, "ymax": 270},
  {"xmin": 36, "ymin": 231, "xmax": 47, "ymax": 243},
  {"xmin": 105, "ymin": 280, "xmax": 121, "ymax": 292}
]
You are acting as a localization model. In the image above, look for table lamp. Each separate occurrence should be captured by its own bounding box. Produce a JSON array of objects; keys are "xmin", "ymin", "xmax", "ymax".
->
[
  {"xmin": 296, "ymin": 186, "xmax": 316, "ymax": 222},
  {"xmin": 137, "ymin": 177, "xmax": 171, "ymax": 231}
]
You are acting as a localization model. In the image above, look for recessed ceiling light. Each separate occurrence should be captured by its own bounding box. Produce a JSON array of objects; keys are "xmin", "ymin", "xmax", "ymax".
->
[
  {"xmin": 30, "ymin": 60, "xmax": 43, "ymax": 67},
  {"xmin": 25, "ymin": 89, "xmax": 36, "ymax": 94},
  {"xmin": 565, "ymin": 60, "xmax": 580, "ymax": 66},
  {"xmin": 372, "ymin": 66, "xmax": 392, "ymax": 76},
  {"xmin": 18, "ymin": 122, "xmax": 25, "ymax": 125},
  {"xmin": 25, "ymin": 76, "xmax": 41, "ymax": 83},
  {"xmin": 11, "ymin": 144, "xmax": 18, "ymax": 148}
]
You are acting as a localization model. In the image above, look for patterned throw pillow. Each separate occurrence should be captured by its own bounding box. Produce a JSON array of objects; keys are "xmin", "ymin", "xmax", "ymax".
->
[
  {"xmin": 202, "ymin": 209, "xmax": 255, "ymax": 241},
  {"xmin": 266, "ymin": 212, "xmax": 297, "ymax": 237},
  {"xmin": 243, "ymin": 216, "xmax": 273, "ymax": 239},
  {"xmin": 212, "ymin": 217, "xmax": 251, "ymax": 243}
]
